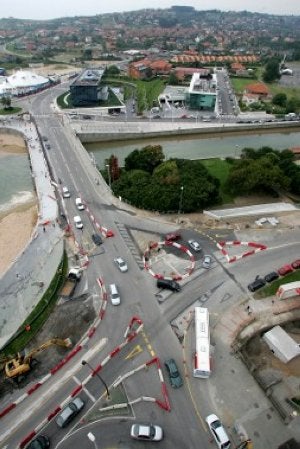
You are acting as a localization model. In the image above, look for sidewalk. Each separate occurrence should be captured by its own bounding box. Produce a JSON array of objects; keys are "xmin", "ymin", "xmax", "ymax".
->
[{"xmin": 0, "ymin": 117, "xmax": 63, "ymax": 348}]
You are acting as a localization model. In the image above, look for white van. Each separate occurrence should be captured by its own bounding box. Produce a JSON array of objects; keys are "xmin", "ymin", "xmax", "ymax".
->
[
  {"xmin": 73, "ymin": 215, "xmax": 83, "ymax": 229},
  {"xmin": 109, "ymin": 284, "xmax": 120, "ymax": 306},
  {"xmin": 62, "ymin": 186, "xmax": 70, "ymax": 198},
  {"xmin": 75, "ymin": 197, "xmax": 85, "ymax": 210}
]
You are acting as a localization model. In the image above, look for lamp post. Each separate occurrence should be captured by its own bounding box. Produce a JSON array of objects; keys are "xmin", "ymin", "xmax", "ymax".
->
[
  {"xmin": 177, "ymin": 185, "xmax": 184, "ymax": 222},
  {"xmin": 106, "ymin": 164, "xmax": 112, "ymax": 190},
  {"xmin": 87, "ymin": 432, "xmax": 98, "ymax": 449},
  {"xmin": 82, "ymin": 360, "xmax": 110, "ymax": 399}
]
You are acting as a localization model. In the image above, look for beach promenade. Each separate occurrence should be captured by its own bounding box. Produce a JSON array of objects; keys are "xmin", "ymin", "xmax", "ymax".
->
[{"xmin": 0, "ymin": 117, "xmax": 63, "ymax": 348}]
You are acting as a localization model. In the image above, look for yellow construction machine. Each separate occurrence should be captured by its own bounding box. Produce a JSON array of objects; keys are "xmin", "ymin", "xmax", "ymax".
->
[{"xmin": 5, "ymin": 338, "xmax": 72, "ymax": 383}]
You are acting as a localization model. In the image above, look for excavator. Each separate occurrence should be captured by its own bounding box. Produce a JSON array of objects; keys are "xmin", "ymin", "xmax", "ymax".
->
[{"xmin": 5, "ymin": 338, "xmax": 72, "ymax": 383}]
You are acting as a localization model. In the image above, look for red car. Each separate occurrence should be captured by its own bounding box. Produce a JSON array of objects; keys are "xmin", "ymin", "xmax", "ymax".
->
[
  {"xmin": 165, "ymin": 232, "xmax": 181, "ymax": 242},
  {"xmin": 291, "ymin": 259, "xmax": 300, "ymax": 269},
  {"xmin": 278, "ymin": 264, "xmax": 293, "ymax": 276}
]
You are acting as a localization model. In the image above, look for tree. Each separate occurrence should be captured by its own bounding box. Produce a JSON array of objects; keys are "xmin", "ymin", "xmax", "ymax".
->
[
  {"xmin": 272, "ymin": 93, "xmax": 287, "ymax": 108},
  {"xmin": 262, "ymin": 58, "xmax": 281, "ymax": 83},
  {"xmin": 124, "ymin": 145, "xmax": 164, "ymax": 173},
  {"xmin": 168, "ymin": 72, "xmax": 179, "ymax": 85},
  {"xmin": 105, "ymin": 65, "xmax": 120, "ymax": 76},
  {"xmin": 1, "ymin": 96, "xmax": 11, "ymax": 109}
]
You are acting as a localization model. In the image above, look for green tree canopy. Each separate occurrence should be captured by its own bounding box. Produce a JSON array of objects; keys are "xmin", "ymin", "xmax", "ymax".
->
[
  {"xmin": 272, "ymin": 93, "xmax": 287, "ymax": 107},
  {"xmin": 263, "ymin": 58, "xmax": 281, "ymax": 83},
  {"xmin": 124, "ymin": 145, "xmax": 165, "ymax": 173}
]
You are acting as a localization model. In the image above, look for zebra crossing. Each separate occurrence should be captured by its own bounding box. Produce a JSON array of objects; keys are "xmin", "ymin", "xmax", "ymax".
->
[{"xmin": 114, "ymin": 222, "xmax": 144, "ymax": 269}]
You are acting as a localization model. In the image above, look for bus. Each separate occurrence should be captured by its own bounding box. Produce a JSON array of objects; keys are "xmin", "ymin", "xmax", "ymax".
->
[{"xmin": 193, "ymin": 307, "xmax": 211, "ymax": 378}]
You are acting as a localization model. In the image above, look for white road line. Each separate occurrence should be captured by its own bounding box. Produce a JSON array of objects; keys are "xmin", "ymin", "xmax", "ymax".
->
[
  {"xmin": 73, "ymin": 376, "xmax": 96, "ymax": 403},
  {"xmin": 0, "ymin": 338, "xmax": 107, "ymax": 445}
]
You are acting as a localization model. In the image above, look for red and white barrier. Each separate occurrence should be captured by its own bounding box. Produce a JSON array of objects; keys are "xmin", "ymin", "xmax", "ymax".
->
[
  {"xmin": 217, "ymin": 240, "xmax": 267, "ymax": 263},
  {"xmin": 83, "ymin": 203, "xmax": 114, "ymax": 238},
  {"xmin": 18, "ymin": 316, "xmax": 144, "ymax": 448},
  {"xmin": 0, "ymin": 276, "xmax": 107, "ymax": 422},
  {"xmin": 143, "ymin": 240, "xmax": 195, "ymax": 280}
]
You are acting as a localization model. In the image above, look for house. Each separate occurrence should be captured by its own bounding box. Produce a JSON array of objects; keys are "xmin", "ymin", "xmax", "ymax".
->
[{"xmin": 244, "ymin": 82, "xmax": 270, "ymax": 100}]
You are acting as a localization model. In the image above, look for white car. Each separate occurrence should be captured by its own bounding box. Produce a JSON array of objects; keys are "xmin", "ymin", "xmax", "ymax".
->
[
  {"xmin": 73, "ymin": 215, "xmax": 83, "ymax": 229},
  {"xmin": 206, "ymin": 414, "xmax": 231, "ymax": 449},
  {"xmin": 188, "ymin": 239, "xmax": 202, "ymax": 252},
  {"xmin": 62, "ymin": 186, "xmax": 70, "ymax": 198},
  {"xmin": 130, "ymin": 423, "xmax": 163, "ymax": 441},
  {"xmin": 114, "ymin": 257, "xmax": 128, "ymax": 272}
]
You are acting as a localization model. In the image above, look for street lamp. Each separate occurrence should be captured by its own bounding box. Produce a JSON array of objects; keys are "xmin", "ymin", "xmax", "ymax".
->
[
  {"xmin": 87, "ymin": 432, "xmax": 98, "ymax": 449},
  {"xmin": 82, "ymin": 360, "xmax": 110, "ymax": 399},
  {"xmin": 106, "ymin": 164, "xmax": 112, "ymax": 190},
  {"xmin": 177, "ymin": 185, "xmax": 184, "ymax": 222}
]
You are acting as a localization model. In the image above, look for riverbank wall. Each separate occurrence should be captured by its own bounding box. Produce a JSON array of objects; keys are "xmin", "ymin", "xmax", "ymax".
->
[{"xmin": 71, "ymin": 119, "xmax": 300, "ymax": 143}]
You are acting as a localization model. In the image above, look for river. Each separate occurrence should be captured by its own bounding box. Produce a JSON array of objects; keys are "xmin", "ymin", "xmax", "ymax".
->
[{"xmin": 85, "ymin": 129, "xmax": 300, "ymax": 168}]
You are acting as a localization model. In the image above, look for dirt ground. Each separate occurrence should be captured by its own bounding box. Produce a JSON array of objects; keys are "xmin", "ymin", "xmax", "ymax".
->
[
  {"xmin": 245, "ymin": 322, "xmax": 300, "ymax": 378},
  {"xmin": 0, "ymin": 295, "xmax": 96, "ymax": 397}
]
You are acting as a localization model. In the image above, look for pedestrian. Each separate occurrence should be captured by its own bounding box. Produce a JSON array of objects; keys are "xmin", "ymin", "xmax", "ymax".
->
[
  {"xmin": 246, "ymin": 305, "xmax": 252, "ymax": 315},
  {"xmin": 43, "ymin": 226, "xmax": 46, "ymax": 232}
]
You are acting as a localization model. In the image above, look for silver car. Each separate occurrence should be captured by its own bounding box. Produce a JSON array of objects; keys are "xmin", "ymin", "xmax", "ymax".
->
[
  {"xmin": 188, "ymin": 239, "xmax": 202, "ymax": 252},
  {"xmin": 202, "ymin": 255, "xmax": 212, "ymax": 269},
  {"xmin": 55, "ymin": 397, "xmax": 85, "ymax": 428}
]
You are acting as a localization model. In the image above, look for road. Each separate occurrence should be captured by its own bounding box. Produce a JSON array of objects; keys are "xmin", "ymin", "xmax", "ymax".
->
[{"xmin": 1, "ymin": 82, "xmax": 300, "ymax": 449}]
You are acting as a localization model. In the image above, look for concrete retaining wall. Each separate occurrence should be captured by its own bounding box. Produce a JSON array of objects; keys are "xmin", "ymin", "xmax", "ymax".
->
[{"xmin": 76, "ymin": 121, "xmax": 300, "ymax": 143}]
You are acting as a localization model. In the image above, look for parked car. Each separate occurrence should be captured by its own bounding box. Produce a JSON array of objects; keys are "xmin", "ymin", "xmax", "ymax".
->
[
  {"xmin": 114, "ymin": 257, "xmax": 128, "ymax": 272},
  {"xmin": 264, "ymin": 271, "xmax": 279, "ymax": 283},
  {"xmin": 188, "ymin": 239, "xmax": 202, "ymax": 252},
  {"xmin": 26, "ymin": 435, "xmax": 50, "ymax": 449},
  {"xmin": 291, "ymin": 259, "xmax": 300, "ymax": 269},
  {"xmin": 247, "ymin": 278, "xmax": 266, "ymax": 292},
  {"xmin": 202, "ymin": 255, "xmax": 212, "ymax": 269},
  {"xmin": 165, "ymin": 232, "xmax": 181, "ymax": 242},
  {"xmin": 157, "ymin": 278, "xmax": 181, "ymax": 292},
  {"xmin": 92, "ymin": 233, "xmax": 102, "ymax": 246},
  {"xmin": 278, "ymin": 264, "xmax": 293, "ymax": 276},
  {"xmin": 205, "ymin": 414, "xmax": 231, "ymax": 449},
  {"xmin": 55, "ymin": 397, "xmax": 85, "ymax": 428},
  {"xmin": 130, "ymin": 423, "xmax": 163, "ymax": 441},
  {"xmin": 164, "ymin": 358, "xmax": 183, "ymax": 388}
]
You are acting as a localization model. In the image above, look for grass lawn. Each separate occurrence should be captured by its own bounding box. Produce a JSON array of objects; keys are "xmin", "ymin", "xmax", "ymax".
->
[
  {"xmin": 230, "ymin": 77, "xmax": 253, "ymax": 94},
  {"xmin": 201, "ymin": 158, "xmax": 234, "ymax": 204},
  {"xmin": 265, "ymin": 83, "xmax": 300, "ymax": 100},
  {"xmin": 135, "ymin": 78, "xmax": 166, "ymax": 111},
  {"xmin": 255, "ymin": 270, "xmax": 300, "ymax": 299},
  {"xmin": 0, "ymin": 107, "xmax": 22, "ymax": 115}
]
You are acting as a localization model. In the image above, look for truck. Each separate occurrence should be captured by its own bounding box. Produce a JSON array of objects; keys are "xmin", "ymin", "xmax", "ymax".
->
[{"xmin": 60, "ymin": 267, "xmax": 82, "ymax": 299}]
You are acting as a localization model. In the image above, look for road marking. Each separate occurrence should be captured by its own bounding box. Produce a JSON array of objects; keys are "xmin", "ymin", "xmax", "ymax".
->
[
  {"xmin": 125, "ymin": 345, "xmax": 143, "ymax": 360},
  {"xmin": 73, "ymin": 376, "xmax": 96, "ymax": 402}
]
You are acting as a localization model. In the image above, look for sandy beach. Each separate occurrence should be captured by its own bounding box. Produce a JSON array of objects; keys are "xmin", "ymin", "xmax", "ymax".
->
[{"xmin": 0, "ymin": 133, "xmax": 38, "ymax": 276}]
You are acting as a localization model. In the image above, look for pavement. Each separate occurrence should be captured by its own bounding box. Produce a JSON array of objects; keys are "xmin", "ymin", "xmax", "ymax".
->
[
  {"xmin": 0, "ymin": 116, "xmax": 63, "ymax": 348},
  {"xmin": 206, "ymin": 294, "xmax": 300, "ymax": 449},
  {"xmin": 204, "ymin": 203, "xmax": 298, "ymax": 219}
]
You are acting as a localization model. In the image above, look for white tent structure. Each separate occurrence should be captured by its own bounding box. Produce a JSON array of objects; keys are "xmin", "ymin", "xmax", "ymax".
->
[
  {"xmin": 0, "ymin": 70, "xmax": 50, "ymax": 97},
  {"xmin": 263, "ymin": 325, "xmax": 300, "ymax": 363}
]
